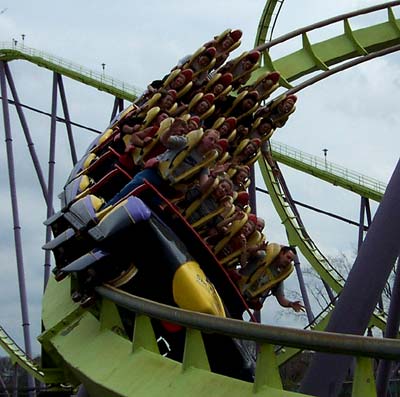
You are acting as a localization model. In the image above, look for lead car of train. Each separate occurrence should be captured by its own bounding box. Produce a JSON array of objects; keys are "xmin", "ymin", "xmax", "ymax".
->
[{"xmin": 41, "ymin": 28, "xmax": 297, "ymax": 385}]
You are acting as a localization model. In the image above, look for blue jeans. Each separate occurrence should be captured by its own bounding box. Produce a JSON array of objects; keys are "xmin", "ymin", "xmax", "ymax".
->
[{"xmin": 106, "ymin": 168, "xmax": 169, "ymax": 207}]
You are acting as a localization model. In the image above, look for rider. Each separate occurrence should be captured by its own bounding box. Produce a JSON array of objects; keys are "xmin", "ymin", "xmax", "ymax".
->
[{"xmin": 238, "ymin": 244, "xmax": 305, "ymax": 312}]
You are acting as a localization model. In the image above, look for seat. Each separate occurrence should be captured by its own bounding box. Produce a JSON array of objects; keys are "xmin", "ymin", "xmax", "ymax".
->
[
  {"xmin": 62, "ymin": 194, "xmax": 107, "ymax": 231},
  {"xmin": 250, "ymin": 117, "xmax": 276, "ymax": 143},
  {"xmin": 259, "ymin": 94, "xmax": 297, "ymax": 128},
  {"xmin": 186, "ymin": 92, "xmax": 216, "ymax": 121},
  {"xmin": 158, "ymin": 129, "xmax": 219, "ymax": 185},
  {"xmin": 43, "ymin": 199, "xmax": 109, "ymax": 272},
  {"xmin": 86, "ymin": 165, "xmax": 132, "ymax": 202},
  {"xmin": 129, "ymin": 117, "xmax": 174, "ymax": 166},
  {"xmin": 79, "ymin": 148, "xmax": 122, "ymax": 181},
  {"xmin": 203, "ymin": 72, "xmax": 233, "ymax": 101},
  {"xmin": 238, "ymin": 243, "xmax": 294, "ymax": 299},
  {"xmin": 220, "ymin": 50, "xmax": 260, "ymax": 87},
  {"xmin": 192, "ymin": 196, "xmax": 235, "ymax": 232},
  {"xmin": 227, "ymin": 167, "xmax": 251, "ymax": 190},
  {"xmin": 221, "ymin": 230, "xmax": 264, "ymax": 268},
  {"xmin": 106, "ymin": 103, "xmax": 139, "ymax": 130},
  {"xmin": 213, "ymin": 212, "xmax": 248, "ymax": 256},
  {"xmin": 182, "ymin": 46, "xmax": 216, "ymax": 75},
  {"xmin": 63, "ymin": 175, "xmax": 95, "ymax": 208},
  {"xmin": 163, "ymin": 68, "xmax": 194, "ymax": 99},
  {"xmin": 212, "ymin": 117, "xmax": 237, "ymax": 143},
  {"xmin": 207, "ymin": 29, "xmax": 242, "ymax": 68},
  {"xmin": 221, "ymin": 90, "xmax": 247, "ymax": 117},
  {"xmin": 245, "ymin": 70, "xmax": 280, "ymax": 101},
  {"xmin": 86, "ymin": 128, "xmax": 116, "ymax": 155},
  {"xmin": 231, "ymin": 138, "xmax": 261, "ymax": 166},
  {"xmin": 180, "ymin": 177, "xmax": 220, "ymax": 220}
]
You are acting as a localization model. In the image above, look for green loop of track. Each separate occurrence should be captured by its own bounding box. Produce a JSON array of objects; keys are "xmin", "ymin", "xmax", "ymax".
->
[{"xmin": 252, "ymin": 2, "xmax": 400, "ymax": 85}]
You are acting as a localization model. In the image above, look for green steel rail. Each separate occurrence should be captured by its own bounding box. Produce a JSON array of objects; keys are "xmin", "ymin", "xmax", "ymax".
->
[
  {"xmin": 254, "ymin": 0, "xmax": 285, "ymax": 47},
  {"xmin": 270, "ymin": 140, "xmax": 387, "ymax": 202},
  {"xmin": 252, "ymin": 1, "xmax": 400, "ymax": 88},
  {"xmin": 38, "ymin": 277, "xmax": 400, "ymax": 396},
  {"xmin": 0, "ymin": 42, "xmax": 142, "ymax": 102}
]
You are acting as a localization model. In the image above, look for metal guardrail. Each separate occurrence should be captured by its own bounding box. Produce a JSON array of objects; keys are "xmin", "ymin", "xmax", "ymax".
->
[
  {"xmin": 97, "ymin": 284, "xmax": 400, "ymax": 360},
  {"xmin": 270, "ymin": 140, "xmax": 387, "ymax": 195},
  {"xmin": 0, "ymin": 41, "xmax": 144, "ymax": 98}
]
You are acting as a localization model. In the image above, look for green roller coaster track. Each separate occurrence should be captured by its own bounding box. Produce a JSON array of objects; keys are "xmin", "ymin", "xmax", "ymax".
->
[
  {"xmin": 270, "ymin": 140, "xmax": 386, "ymax": 202},
  {"xmin": 252, "ymin": 1, "xmax": 400, "ymax": 88},
  {"xmin": 0, "ymin": 326, "xmax": 45, "ymax": 383},
  {"xmin": 0, "ymin": 41, "xmax": 142, "ymax": 102},
  {"xmin": 38, "ymin": 277, "xmax": 400, "ymax": 397},
  {"xmin": 1, "ymin": 1, "xmax": 400, "ymax": 396}
]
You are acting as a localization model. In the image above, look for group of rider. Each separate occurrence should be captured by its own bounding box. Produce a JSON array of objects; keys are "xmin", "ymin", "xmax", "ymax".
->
[{"xmin": 88, "ymin": 29, "xmax": 304, "ymax": 314}]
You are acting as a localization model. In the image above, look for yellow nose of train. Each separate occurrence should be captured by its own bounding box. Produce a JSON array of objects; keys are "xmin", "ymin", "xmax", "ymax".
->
[{"xmin": 173, "ymin": 260, "xmax": 226, "ymax": 317}]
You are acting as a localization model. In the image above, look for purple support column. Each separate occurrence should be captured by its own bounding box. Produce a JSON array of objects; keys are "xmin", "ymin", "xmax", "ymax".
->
[
  {"xmin": 322, "ymin": 279, "xmax": 336, "ymax": 303},
  {"xmin": 1, "ymin": 62, "xmax": 37, "ymax": 397},
  {"xmin": 357, "ymin": 196, "xmax": 366, "ymax": 250},
  {"xmin": 300, "ymin": 158, "xmax": 400, "ymax": 397},
  {"xmin": 118, "ymin": 97, "xmax": 124, "ymax": 113},
  {"xmin": 57, "ymin": 74, "xmax": 78, "ymax": 165},
  {"xmin": 294, "ymin": 254, "xmax": 315, "ymax": 323},
  {"xmin": 110, "ymin": 97, "xmax": 121, "ymax": 122},
  {"xmin": 4, "ymin": 63, "xmax": 51, "ymax": 208},
  {"xmin": 376, "ymin": 257, "xmax": 400, "ymax": 396},
  {"xmin": 43, "ymin": 73, "xmax": 58, "ymax": 289},
  {"xmin": 0, "ymin": 60, "xmax": 34, "ymax": 362},
  {"xmin": 359, "ymin": 197, "xmax": 384, "ymax": 313}
]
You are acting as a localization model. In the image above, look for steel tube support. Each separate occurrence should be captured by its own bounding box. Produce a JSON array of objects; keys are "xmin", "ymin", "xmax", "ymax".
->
[
  {"xmin": 4, "ymin": 63, "xmax": 50, "ymax": 208},
  {"xmin": 376, "ymin": 257, "xmax": 400, "ymax": 396},
  {"xmin": 357, "ymin": 196, "xmax": 366, "ymax": 250},
  {"xmin": 294, "ymin": 255, "xmax": 314, "ymax": 323},
  {"xmin": 43, "ymin": 72, "xmax": 58, "ymax": 289},
  {"xmin": 57, "ymin": 74, "xmax": 78, "ymax": 165},
  {"xmin": 0, "ymin": 60, "xmax": 34, "ymax": 367},
  {"xmin": 300, "ymin": 158, "xmax": 400, "ymax": 397}
]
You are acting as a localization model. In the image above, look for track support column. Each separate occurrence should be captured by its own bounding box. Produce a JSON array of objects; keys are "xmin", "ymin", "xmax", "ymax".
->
[{"xmin": 300, "ymin": 158, "xmax": 400, "ymax": 397}]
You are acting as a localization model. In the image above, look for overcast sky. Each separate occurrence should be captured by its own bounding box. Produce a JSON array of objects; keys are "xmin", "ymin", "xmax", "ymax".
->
[{"xmin": 0, "ymin": 1, "xmax": 399, "ymax": 357}]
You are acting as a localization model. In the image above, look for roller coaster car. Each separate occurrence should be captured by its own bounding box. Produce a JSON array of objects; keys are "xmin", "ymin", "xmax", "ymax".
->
[
  {"xmin": 47, "ymin": 188, "xmax": 258, "ymax": 381},
  {"xmin": 45, "ymin": 175, "xmax": 249, "ymax": 314},
  {"xmin": 86, "ymin": 185, "xmax": 256, "ymax": 381}
]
